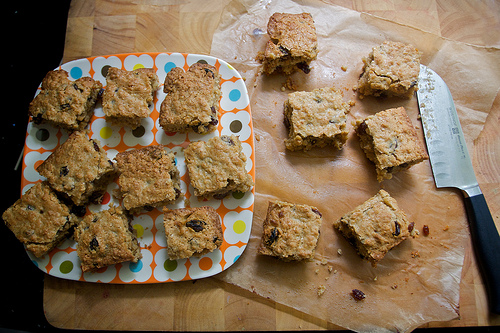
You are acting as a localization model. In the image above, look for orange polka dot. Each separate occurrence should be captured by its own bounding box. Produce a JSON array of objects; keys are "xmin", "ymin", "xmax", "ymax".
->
[
  {"xmin": 95, "ymin": 266, "xmax": 107, "ymax": 274},
  {"xmin": 198, "ymin": 257, "xmax": 213, "ymax": 271},
  {"xmin": 101, "ymin": 192, "xmax": 111, "ymax": 205}
]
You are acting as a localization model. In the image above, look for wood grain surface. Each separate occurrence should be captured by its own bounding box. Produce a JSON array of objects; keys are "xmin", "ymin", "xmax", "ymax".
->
[{"xmin": 44, "ymin": 0, "xmax": 500, "ymax": 330}]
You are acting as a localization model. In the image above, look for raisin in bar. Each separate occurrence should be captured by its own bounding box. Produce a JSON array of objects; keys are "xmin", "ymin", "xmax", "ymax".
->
[
  {"xmin": 333, "ymin": 189, "xmax": 418, "ymax": 265},
  {"xmin": 163, "ymin": 206, "xmax": 223, "ymax": 260},
  {"xmin": 29, "ymin": 69, "xmax": 103, "ymax": 131},
  {"xmin": 357, "ymin": 41, "xmax": 421, "ymax": 98},
  {"xmin": 354, "ymin": 107, "xmax": 428, "ymax": 182},
  {"xmin": 258, "ymin": 200, "xmax": 323, "ymax": 261},
  {"xmin": 2, "ymin": 182, "xmax": 80, "ymax": 257},
  {"xmin": 159, "ymin": 63, "xmax": 221, "ymax": 135},
  {"xmin": 258, "ymin": 12, "xmax": 318, "ymax": 75},
  {"xmin": 74, "ymin": 205, "xmax": 142, "ymax": 272},
  {"xmin": 284, "ymin": 87, "xmax": 350, "ymax": 151},
  {"xmin": 114, "ymin": 145, "xmax": 181, "ymax": 213},
  {"xmin": 184, "ymin": 135, "xmax": 254, "ymax": 200},
  {"xmin": 102, "ymin": 67, "xmax": 159, "ymax": 129}
]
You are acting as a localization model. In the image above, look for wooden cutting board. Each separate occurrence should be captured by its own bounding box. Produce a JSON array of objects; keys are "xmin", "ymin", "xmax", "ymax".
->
[{"xmin": 44, "ymin": 0, "xmax": 500, "ymax": 330}]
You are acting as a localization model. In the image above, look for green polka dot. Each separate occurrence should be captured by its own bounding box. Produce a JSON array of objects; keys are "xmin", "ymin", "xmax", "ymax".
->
[
  {"xmin": 60, "ymin": 260, "xmax": 74, "ymax": 274},
  {"xmin": 101, "ymin": 65, "xmax": 111, "ymax": 77},
  {"xmin": 233, "ymin": 220, "xmax": 246, "ymax": 234},
  {"xmin": 230, "ymin": 120, "xmax": 242, "ymax": 133},
  {"xmin": 232, "ymin": 191, "xmax": 245, "ymax": 199},
  {"xmin": 164, "ymin": 259, "xmax": 177, "ymax": 272},
  {"xmin": 132, "ymin": 125, "xmax": 145, "ymax": 137},
  {"xmin": 35, "ymin": 128, "xmax": 50, "ymax": 142}
]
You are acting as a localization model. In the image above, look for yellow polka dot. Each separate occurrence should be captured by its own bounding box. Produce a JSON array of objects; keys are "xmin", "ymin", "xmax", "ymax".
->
[
  {"xmin": 100, "ymin": 126, "xmax": 112, "ymax": 139},
  {"xmin": 133, "ymin": 63, "xmax": 145, "ymax": 70},
  {"xmin": 133, "ymin": 224, "xmax": 144, "ymax": 238},
  {"xmin": 233, "ymin": 220, "xmax": 246, "ymax": 234}
]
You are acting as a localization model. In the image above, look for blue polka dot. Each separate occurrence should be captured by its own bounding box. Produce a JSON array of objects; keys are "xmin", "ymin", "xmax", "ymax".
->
[
  {"xmin": 229, "ymin": 89, "xmax": 241, "ymax": 102},
  {"xmin": 233, "ymin": 255, "xmax": 240, "ymax": 263},
  {"xmin": 70, "ymin": 67, "xmax": 83, "ymax": 79},
  {"xmin": 129, "ymin": 260, "xmax": 143, "ymax": 273},
  {"xmin": 164, "ymin": 62, "xmax": 176, "ymax": 74}
]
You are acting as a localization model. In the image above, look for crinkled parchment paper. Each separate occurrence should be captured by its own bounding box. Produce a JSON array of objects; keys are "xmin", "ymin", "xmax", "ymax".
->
[{"xmin": 210, "ymin": 0, "xmax": 500, "ymax": 332}]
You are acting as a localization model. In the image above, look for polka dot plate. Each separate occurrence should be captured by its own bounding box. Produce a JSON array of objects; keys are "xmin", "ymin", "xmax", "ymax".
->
[{"xmin": 21, "ymin": 52, "xmax": 255, "ymax": 283}]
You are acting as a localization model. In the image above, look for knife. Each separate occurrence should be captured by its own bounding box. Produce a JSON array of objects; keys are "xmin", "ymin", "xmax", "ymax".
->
[{"xmin": 416, "ymin": 64, "xmax": 500, "ymax": 314}]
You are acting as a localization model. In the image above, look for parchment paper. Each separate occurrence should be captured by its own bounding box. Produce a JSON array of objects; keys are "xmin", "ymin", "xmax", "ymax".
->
[{"xmin": 210, "ymin": 0, "xmax": 500, "ymax": 332}]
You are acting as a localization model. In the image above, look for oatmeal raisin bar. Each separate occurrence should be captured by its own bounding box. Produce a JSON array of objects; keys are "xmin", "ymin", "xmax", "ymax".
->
[
  {"xmin": 36, "ymin": 130, "xmax": 117, "ymax": 206},
  {"xmin": 184, "ymin": 135, "xmax": 254, "ymax": 200},
  {"xmin": 163, "ymin": 206, "xmax": 223, "ymax": 260},
  {"xmin": 2, "ymin": 182, "xmax": 80, "ymax": 257},
  {"xmin": 333, "ymin": 189, "xmax": 418, "ymax": 265},
  {"xmin": 284, "ymin": 87, "xmax": 350, "ymax": 151},
  {"xmin": 258, "ymin": 200, "xmax": 323, "ymax": 261},
  {"xmin": 354, "ymin": 107, "xmax": 428, "ymax": 182},
  {"xmin": 29, "ymin": 69, "xmax": 103, "ymax": 131},
  {"xmin": 258, "ymin": 12, "xmax": 318, "ymax": 75},
  {"xmin": 114, "ymin": 145, "xmax": 181, "ymax": 213},
  {"xmin": 159, "ymin": 63, "xmax": 221, "ymax": 135},
  {"xmin": 102, "ymin": 67, "xmax": 159, "ymax": 129},
  {"xmin": 357, "ymin": 41, "xmax": 421, "ymax": 98},
  {"xmin": 74, "ymin": 205, "xmax": 142, "ymax": 272}
]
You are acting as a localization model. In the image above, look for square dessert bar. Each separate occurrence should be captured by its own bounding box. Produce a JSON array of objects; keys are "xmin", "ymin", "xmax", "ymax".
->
[
  {"xmin": 74, "ymin": 205, "xmax": 142, "ymax": 272},
  {"xmin": 163, "ymin": 206, "xmax": 223, "ymax": 260},
  {"xmin": 29, "ymin": 69, "xmax": 103, "ymax": 131},
  {"xmin": 259, "ymin": 12, "xmax": 318, "ymax": 75},
  {"xmin": 354, "ymin": 107, "xmax": 428, "ymax": 182},
  {"xmin": 357, "ymin": 41, "xmax": 421, "ymax": 98},
  {"xmin": 284, "ymin": 87, "xmax": 351, "ymax": 151},
  {"xmin": 114, "ymin": 145, "xmax": 181, "ymax": 213},
  {"xmin": 159, "ymin": 63, "xmax": 221, "ymax": 135},
  {"xmin": 2, "ymin": 182, "xmax": 79, "ymax": 258},
  {"xmin": 102, "ymin": 67, "xmax": 159, "ymax": 129},
  {"xmin": 333, "ymin": 189, "xmax": 417, "ymax": 265},
  {"xmin": 184, "ymin": 135, "xmax": 254, "ymax": 200},
  {"xmin": 36, "ymin": 130, "xmax": 117, "ymax": 206},
  {"xmin": 258, "ymin": 200, "xmax": 323, "ymax": 261}
]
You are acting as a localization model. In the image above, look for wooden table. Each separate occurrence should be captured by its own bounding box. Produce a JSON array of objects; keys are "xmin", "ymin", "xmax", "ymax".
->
[{"xmin": 44, "ymin": 0, "xmax": 500, "ymax": 330}]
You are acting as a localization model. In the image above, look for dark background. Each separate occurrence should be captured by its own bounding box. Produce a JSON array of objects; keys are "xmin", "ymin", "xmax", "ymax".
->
[{"xmin": 1, "ymin": 1, "xmax": 498, "ymax": 333}]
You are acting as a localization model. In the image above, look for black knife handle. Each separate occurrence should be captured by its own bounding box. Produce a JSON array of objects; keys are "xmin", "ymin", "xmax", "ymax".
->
[{"xmin": 464, "ymin": 193, "xmax": 500, "ymax": 314}]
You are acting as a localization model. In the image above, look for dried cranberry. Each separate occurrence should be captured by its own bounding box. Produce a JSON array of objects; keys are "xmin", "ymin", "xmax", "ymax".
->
[
  {"xmin": 357, "ymin": 120, "xmax": 368, "ymax": 135},
  {"xmin": 92, "ymin": 140, "xmax": 101, "ymax": 152},
  {"xmin": 423, "ymin": 225, "xmax": 430, "ymax": 236},
  {"xmin": 266, "ymin": 227, "xmax": 280, "ymax": 246},
  {"xmin": 186, "ymin": 220, "xmax": 205, "ymax": 232},
  {"xmin": 297, "ymin": 62, "xmax": 311, "ymax": 74},
  {"xmin": 221, "ymin": 136, "xmax": 235, "ymax": 146},
  {"xmin": 89, "ymin": 237, "xmax": 99, "ymax": 251},
  {"xmin": 278, "ymin": 45, "xmax": 289, "ymax": 55},
  {"xmin": 393, "ymin": 221, "xmax": 401, "ymax": 236},
  {"xmin": 312, "ymin": 208, "xmax": 322, "ymax": 217},
  {"xmin": 60, "ymin": 166, "xmax": 69, "ymax": 176},
  {"xmin": 351, "ymin": 289, "xmax": 365, "ymax": 301}
]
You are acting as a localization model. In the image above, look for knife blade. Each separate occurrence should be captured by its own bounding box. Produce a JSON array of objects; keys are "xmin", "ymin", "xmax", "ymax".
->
[{"xmin": 417, "ymin": 64, "xmax": 500, "ymax": 314}]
